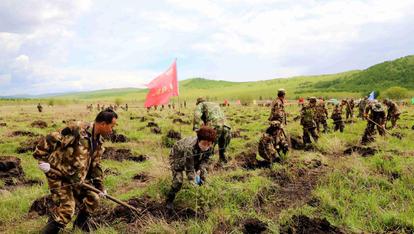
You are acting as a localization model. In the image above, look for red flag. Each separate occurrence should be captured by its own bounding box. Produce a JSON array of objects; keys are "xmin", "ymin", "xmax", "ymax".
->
[{"xmin": 144, "ymin": 60, "xmax": 179, "ymax": 107}]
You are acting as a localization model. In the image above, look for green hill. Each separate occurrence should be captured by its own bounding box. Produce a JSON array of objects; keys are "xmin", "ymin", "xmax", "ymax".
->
[
  {"xmin": 313, "ymin": 55, "xmax": 414, "ymax": 92},
  {"xmin": 4, "ymin": 55, "xmax": 413, "ymax": 104}
]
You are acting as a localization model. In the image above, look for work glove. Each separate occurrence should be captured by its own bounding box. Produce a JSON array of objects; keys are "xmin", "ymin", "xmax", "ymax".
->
[
  {"xmin": 38, "ymin": 162, "xmax": 51, "ymax": 173},
  {"xmin": 195, "ymin": 175, "xmax": 203, "ymax": 186}
]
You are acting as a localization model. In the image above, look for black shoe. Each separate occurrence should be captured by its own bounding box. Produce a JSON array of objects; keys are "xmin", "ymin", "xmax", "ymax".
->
[
  {"xmin": 42, "ymin": 219, "xmax": 64, "ymax": 234},
  {"xmin": 73, "ymin": 210, "xmax": 91, "ymax": 232}
]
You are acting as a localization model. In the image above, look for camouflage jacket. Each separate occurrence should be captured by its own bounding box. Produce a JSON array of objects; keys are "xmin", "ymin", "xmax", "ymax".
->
[
  {"xmin": 386, "ymin": 101, "xmax": 400, "ymax": 118},
  {"xmin": 193, "ymin": 102, "xmax": 228, "ymax": 130},
  {"xmin": 300, "ymin": 105, "xmax": 317, "ymax": 128},
  {"xmin": 365, "ymin": 104, "xmax": 386, "ymax": 124},
  {"xmin": 268, "ymin": 98, "xmax": 286, "ymax": 123},
  {"xmin": 33, "ymin": 121, "xmax": 105, "ymax": 190},
  {"xmin": 331, "ymin": 109, "xmax": 343, "ymax": 121},
  {"xmin": 169, "ymin": 136, "xmax": 213, "ymax": 180},
  {"xmin": 315, "ymin": 102, "xmax": 328, "ymax": 119}
]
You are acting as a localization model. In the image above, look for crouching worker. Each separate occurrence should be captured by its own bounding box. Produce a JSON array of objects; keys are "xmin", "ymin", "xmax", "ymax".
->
[
  {"xmin": 258, "ymin": 120, "xmax": 289, "ymax": 164},
  {"xmin": 166, "ymin": 126, "xmax": 217, "ymax": 210},
  {"xmin": 33, "ymin": 109, "xmax": 118, "ymax": 233}
]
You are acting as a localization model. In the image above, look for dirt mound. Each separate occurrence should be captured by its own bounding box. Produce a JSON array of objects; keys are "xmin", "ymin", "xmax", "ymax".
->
[
  {"xmin": 0, "ymin": 156, "xmax": 24, "ymax": 179},
  {"xmin": 235, "ymin": 150, "xmax": 270, "ymax": 170},
  {"xmin": 162, "ymin": 130, "xmax": 182, "ymax": 147},
  {"xmin": 172, "ymin": 118, "xmax": 191, "ymax": 125},
  {"xmin": 0, "ymin": 156, "xmax": 42, "ymax": 187},
  {"xmin": 0, "ymin": 123, "xmax": 6, "ymax": 127},
  {"xmin": 391, "ymin": 132, "xmax": 404, "ymax": 139},
  {"xmin": 166, "ymin": 130, "xmax": 181, "ymax": 139},
  {"xmin": 151, "ymin": 127, "xmax": 162, "ymax": 134},
  {"xmin": 104, "ymin": 130, "xmax": 129, "ymax": 143},
  {"xmin": 99, "ymin": 195, "xmax": 205, "ymax": 225},
  {"xmin": 132, "ymin": 173, "xmax": 151, "ymax": 183},
  {"xmin": 280, "ymin": 215, "xmax": 345, "ymax": 234},
  {"xmin": 31, "ymin": 120, "xmax": 48, "ymax": 128},
  {"xmin": 10, "ymin": 131, "xmax": 38, "ymax": 137},
  {"xmin": 102, "ymin": 147, "xmax": 147, "ymax": 162},
  {"xmin": 344, "ymin": 146, "xmax": 377, "ymax": 157},
  {"xmin": 242, "ymin": 218, "xmax": 267, "ymax": 234},
  {"xmin": 290, "ymin": 135, "xmax": 305, "ymax": 150},
  {"xmin": 104, "ymin": 168, "xmax": 121, "ymax": 176},
  {"xmin": 146, "ymin": 122, "xmax": 159, "ymax": 128},
  {"xmin": 16, "ymin": 137, "xmax": 42, "ymax": 153},
  {"xmin": 28, "ymin": 195, "xmax": 55, "ymax": 217}
]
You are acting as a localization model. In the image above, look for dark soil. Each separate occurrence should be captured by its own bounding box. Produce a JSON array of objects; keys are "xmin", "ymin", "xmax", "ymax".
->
[
  {"xmin": 235, "ymin": 150, "xmax": 271, "ymax": 170},
  {"xmin": 242, "ymin": 218, "xmax": 267, "ymax": 234},
  {"xmin": 102, "ymin": 147, "xmax": 147, "ymax": 162},
  {"xmin": 10, "ymin": 131, "xmax": 38, "ymax": 137},
  {"xmin": 16, "ymin": 137, "xmax": 42, "ymax": 153},
  {"xmin": 344, "ymin": 146, "xmax": 377, "ymax": 157},
  {"xmin": 280, "ymin": 215, "xmax": 345, "ymax": 234},
  {"xmin": 31, "ymin": 120, "xmax": 48, "ymax": 129}
]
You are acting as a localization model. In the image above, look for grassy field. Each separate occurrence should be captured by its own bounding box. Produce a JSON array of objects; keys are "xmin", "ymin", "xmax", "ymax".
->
[{"xmin": 0, "ymin": 100, "xmax": 413, "ymax": 233}]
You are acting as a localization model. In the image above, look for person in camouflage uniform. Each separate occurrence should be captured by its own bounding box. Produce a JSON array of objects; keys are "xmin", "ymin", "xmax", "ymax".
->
[
  {"xmin": 33, "ymin": 109, "xmax": 118, "ymax": 234},
  {"xmin": 315, "ymin": 97, "xmax": 329, "ymax": 133},
  {"xmin": 258, "ymin": 120, "xmax": 289, "ymax": 164},
  {"xmin": 341, "ymin": 98, "xmax": 354, "ymax": 120},
  {"xmin": 383, "ymin": 99, "xmax": 400, "ymax": 129},
  {"xmin": 268, "ymin": 89, "xmax": 287, "ymax": 125},
  {"xmin": 166, "ymin": 127, "xmax": 217, "ymax": 209},
  {"xmin": 300, "ymin": 97, "xmax": 319, "ymax": 146},
  {"xmin": 358, "ymin": 96, "xmax": 368, "ymax": 119},
  {"xmin": 331, "ymin": 104, "xmax": 344, "ymax": 132},
  {"xmin": 193, "ymin": 98, "xmax": 231, "ymax": 163},
  {"xmin": 361, "ymin": 102, "xmax": 386, "ymax": 145},
  {"xmin": 37, "ymin": 103, "xmax": 43, "ymax": 113}
]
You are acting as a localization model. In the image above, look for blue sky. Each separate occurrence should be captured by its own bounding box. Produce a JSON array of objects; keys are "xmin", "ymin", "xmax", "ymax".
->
[{"xmin": 0, "ymin": 0, "xmax": 414, "ymax": 95}]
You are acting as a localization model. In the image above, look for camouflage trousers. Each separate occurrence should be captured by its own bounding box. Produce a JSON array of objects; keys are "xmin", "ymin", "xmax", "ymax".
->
[
  {"xmin": 316, "ymin": 117, "xmax": 329, "ymax": 133},
  {"xmin": 332, "ymin": 120, "xmax": 344, "ymax": 132},
  {"xmin": 47, "ymin": 176, "xmax": 100, "ymax": 226},
  {"xmin": 346, "ymin": 109, "xmax": 353, "ymax": 119},
  {"xmin": 168, "ymin": 157, "xmax": 210, "ymax": 202},
  {"xmin": 303, "ymin": 126, "xmax": 319, "ymax": 145},
  {"xmin": 214, "ymin": 125, "xmax": 231, "ymax": 161},
  {"xmin": 389, "ymin": 114, "xmax": 400, "ymax": 128},
  {"xmin": 361, "ymin": 121, "xmax": 385, "ymax": 144}
]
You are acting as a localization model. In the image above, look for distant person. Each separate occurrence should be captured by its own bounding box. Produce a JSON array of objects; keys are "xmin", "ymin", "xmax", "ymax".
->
[
  {"xmin": 361, "ymin": 101, "xmax": 386, "ymax": 145},
  {"xmin": 37, "ymin": 103, "xmax": 43, "ymax": 113},
  {"xmin": 383, "ymin": 99, "xmax": 400, "ymax": 129},
  {"xmin": 331, "ymin": 104, "xmax": 344, "ymax": 132}
]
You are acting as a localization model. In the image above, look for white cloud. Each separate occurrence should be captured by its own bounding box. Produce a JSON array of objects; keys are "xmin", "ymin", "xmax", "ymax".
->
[{"xmin": 0, "ymin": 0, "xmax": 414, "ymax": 95}]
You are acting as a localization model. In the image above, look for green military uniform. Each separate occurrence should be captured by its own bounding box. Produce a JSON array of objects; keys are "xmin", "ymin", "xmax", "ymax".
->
[
  {"xmin": 331, "ymin": 105, "xmax": 344, "ymax": 132},
  {"xmin": 341, "ymin": 99, "xmax": 354, "ymax": 120},
  {"xmin": 258, "ymin": 121, "xmax": 288, "ymax": 163},
  {"xmin": 193, "ymin": 100, "xmax": 231, "ymax": 162},
  {"xmin": 166, "ymin": 136, "xmax": 213, "ymax": 205},
  {"xmin": 315, "ymin": 100, "xmax": 329, "ymax": 133},
  {"xmin": 300, "ymin": 99, "xmax": 319, "ymax": 145},
  {"xmin": 268, "ymin": 98, "xmax": 286, "ymax": 124},
  {"xmin": 358, "ymin": 97, "xmax": 368, "ymax": 119},
  {"xmin": 384, "ymin": 99, "xmax": 400, "ymax": 128},
  {"xmin": 33, "ymin": 121, "xmax": 105, "ymax": 228},
  {"xmin": 361, "ymin": 103, "xmax": 386, "ymax": 144}
]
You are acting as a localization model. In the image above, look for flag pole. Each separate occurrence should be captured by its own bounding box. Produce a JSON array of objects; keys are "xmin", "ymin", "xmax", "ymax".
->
[{"xmin": 175, "ymin": 58, "xmax": 182, "ymax": 135}]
